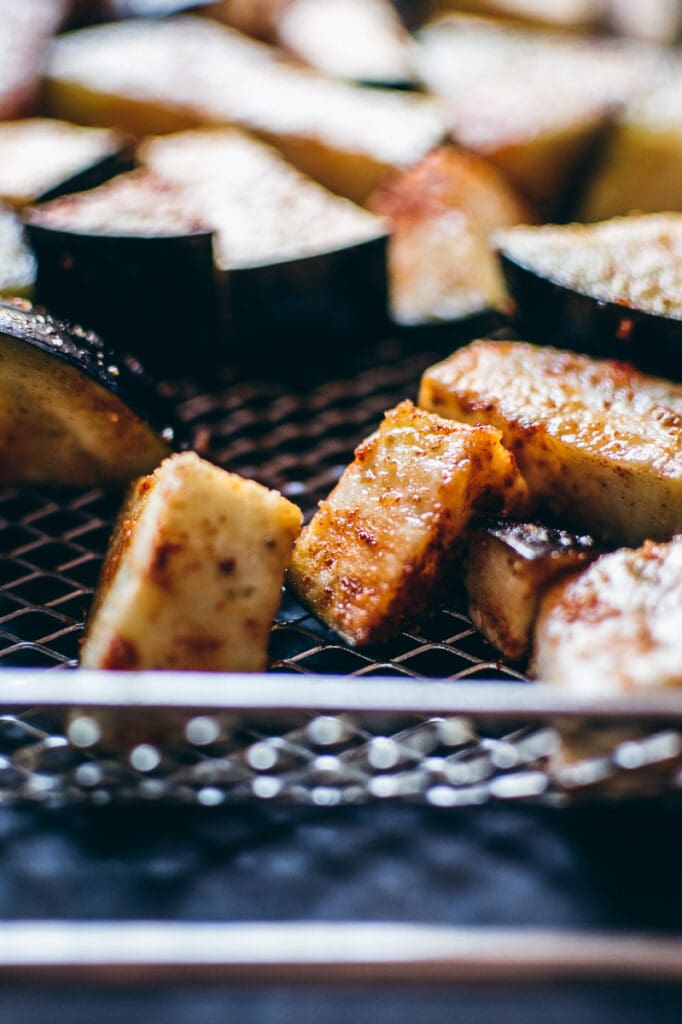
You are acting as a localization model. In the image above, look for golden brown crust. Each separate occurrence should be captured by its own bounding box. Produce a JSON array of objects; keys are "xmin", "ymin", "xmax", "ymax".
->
[
  {"xmin": 420, "ymin": 340, "xmax": 682, "ymax": 545},
  {"xmin": 288, "ymin": 400, "xmax": 527, "ymax": 646}
]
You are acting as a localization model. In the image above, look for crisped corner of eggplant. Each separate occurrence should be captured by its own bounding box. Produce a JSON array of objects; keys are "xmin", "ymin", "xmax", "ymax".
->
[
  {"xmin": 288, "ymin": 399, "xmax": 528, "ymax": 648},
  {"xmin": 465, "ymin": 520, "xmax": 600, "ymax": 661},
  {"xmin": 80, "ymin": 452, "xmax": 303, "ymax": 672},
  {"xmin": 419, "ymin": 339, "xmax": 682, "ymax": 546}
]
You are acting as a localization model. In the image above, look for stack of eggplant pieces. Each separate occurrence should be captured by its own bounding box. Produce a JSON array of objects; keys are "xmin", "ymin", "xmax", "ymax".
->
[{"xmin": 3, "ymin": 0, "xmax": 682, "ymax": 739}]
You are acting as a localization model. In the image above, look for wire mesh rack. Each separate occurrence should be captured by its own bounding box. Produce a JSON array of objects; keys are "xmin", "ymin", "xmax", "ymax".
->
[{"xmin": 1, "ymin": 332, "xmax": 681, "ymax": 806}]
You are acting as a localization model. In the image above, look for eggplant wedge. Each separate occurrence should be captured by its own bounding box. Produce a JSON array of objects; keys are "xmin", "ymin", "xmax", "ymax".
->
[
  {"xmin": 433, "ymin": 1, "xmax": 599, "ymax": 31},
  {"xmin": 25, "ymin": 170, "xmax": 221, "ymax": 368},
  {"xmin": 419, "ymin": 339, "xmax": 682, "ymax": 547},
  {"xmin": 288, "ymin": 400, "xmax": 528, "ymax": 647},
  {"xmin": 45, "ymin": 16, "xmax": 444, "ymax": 204},
  {"xmin": 0, "ymin": 119, "xmax": 130, "ymax": 209},
  {"xmin": 139, "ymin": 129, "xmax": 388, "ymax": 343},
  {"xmin": 0, "ymin": 204, "xmax": 36, "ymax": 299},
  {"xmin": 0, "ymin": 298, "xmax": 177, "ymax": 487},
  {"xmin": 80, "ymin": 451, "xmax": 303, "ymax": 671},
  {"xmin": 413, "ymin": 15, "xmax": 661, "ymax": 212},
  {"xmin": 368, "ymin": 145, "xmax": 532, "ymax": 326},
  {"xmin": 0, "ymin": 0, "xmax": 69, "ymax": 119},
  {"xmin": 496, "ymin": 214, "xmax": 682, "ymax": 377},
  {"xmin": 277, "ymin": 0, "xmax": 414, "ymax": 88},
  {"xmin": 581, "ymin": 73, "xmax": 682, "ymax": 221},
  {"xmin": 534, "ymin": 537, "xmax": 682, "ymax": 694},
  {"xmin": 464, "ymin": 519, "xmax": 600, "ymax": 661}
]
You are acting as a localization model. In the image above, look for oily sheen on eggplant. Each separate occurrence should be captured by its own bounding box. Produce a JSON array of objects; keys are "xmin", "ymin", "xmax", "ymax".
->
[
  {"xmin": 496, "ymin": 214, "xmax": 682, "ymax": 377},
  {"xmin": 0, "ymin": 298, "xmax": 177, "ymax": 487}
]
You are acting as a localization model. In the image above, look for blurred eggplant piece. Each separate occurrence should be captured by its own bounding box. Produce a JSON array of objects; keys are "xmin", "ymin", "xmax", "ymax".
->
[
  {"xmin": 413, "ymin": 15, "xmax": 663, "ymax": 212},
  {"xmin": 0, "ymin": 298, "xmax": 176, "ymax": 487},
  {"xmin": 607, "ymin": 0, "xmax": 682, "ymax": 45},
  {"xmin": 0, "ymin": 0, "xmax": 70, "ymax": 118},
  {"xmin": 0, "ymin": 205, "xmax": 36, "ymax": 299},
  {"xmin": 277, "ymin": 0, "xmax": 414, "ymax": 88},
  {"xmin": 419, "ymin": 339, "xmax": 682, "ymax": 547},
  {"xmin": 533, "ymin": 536, "xmax": 682, "ymax": 694},
  {"xmin": 581, "ymin": 72, "xmax": 682, "ymax": 221},
  {"xmin": 368, "ymin": 146, "xmax": 532, "ymax": 326},
  {"xmin": 430, "ymin": 0, "xmax": 600, "ymax": 31},
  {"xmin": 288, "ymin": 400, "xmax": 528, "ymax": 647},
  {"xmin": 204, "ymin": 0, "xmax": 291, "ymax": 39},
  {"xmin": 140, "ymin": 128, "xmax": 388, "ymax": 343},
  {"xmin": 80, "ymin": 451, "xmax": 303, "ymax": 671},
  {"xmin": 45, "ymin": 16, "xmax": 444, "ymax": 204},
  {"xmin": 26, "ymin": 170, "xmax": 220, "ymax": 368},
  {"xmin": 0, "ymin": 119, "xmax": 129, "ymax": 209},
  {"xmin": 496, "ymin": 214, "xmax": 682, "ymax": 377},
  {"xmin": 465, "ymin": 519, "xmax": 600, "ymax": 661}
]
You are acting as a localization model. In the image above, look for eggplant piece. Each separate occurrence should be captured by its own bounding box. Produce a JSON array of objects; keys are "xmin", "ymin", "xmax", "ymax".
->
[
  {"xmin": 139, "ymin": 129, "xmax": 388, "ymax": 343},
  {"xmin": 431, "ymin": 1, "xmax": 599, "ymax": 31},
  {"xmin": 581, "ymin": 73, "xmax": 682, "ymax": 222},
  {"xmin": 368, "ymin": 146, "xmax": 532, "ymax": 326},
  {"xmin": 533, "ymin": 536, "xmax": 682, "ymax": 694},
  {"xmin": 288, "ymin": 400, "xmax": 528, "ymax": 647},
  {"xmin": 413, "ymin": 15, "xmax": 662, "ymax": 212},
  {"xmin": 80, "ymin": 451, "xmax": 303, "ymax": 671},
  {"xmin": 419, "ymin": 339, "xmax": 682, "ymax": 547},
  {"xmin": 496, "ymin": 214, "xmax": 682, "ymax": 377},
  {"xmin": 0, "ymin": 298, "xmax": 177, "ymax": 487},
  {"xmin": 45, "ymin": 16, "xmax": 444, "ymax": 204},
  {"xmin": 276, "ymin": 0, "xmax": 414, "ymax": 89},
  {"xmin": 464, "ymin": 519, "xmax": 600, "ymax": 661},
  {"xmin": 25, "ymin": 170, "xmax": 221, "ymax": 368},
  {"xmin": 0, "ymin": 119, "xmax": 130, "ymax": 209},
  {"xmin": 607, "ymin": 0, "xmax": 682, "ymax": 46},
  {"xmin": 0, "ymin": 0, "xmax": 70, "ymax": 119},
  {"xmin": 0, "ymin": 205, "xmax": 36, "ymax": 299},
  {"xmin": 204, "ymin": 0, "xmax": 291, "ymax": 40}
]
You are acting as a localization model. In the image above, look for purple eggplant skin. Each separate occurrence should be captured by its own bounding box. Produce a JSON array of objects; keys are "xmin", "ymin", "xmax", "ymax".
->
[
  {"xmin": 25, "ymin": 221, "xmax": 223, "ymax": 372},
  {"xmin": 499, "ymin": 252, "xmax": 682, "ymax": 380},
  {"xmin": 35, "ymin": 144, "xmax": 135, "ymax": 204},
  {"xmin": 217, "ymin": 234, "xmax": 389, "ymax": 347},
  {"xmin": 0, "ymin": 297, "xmax": 184, "ymax": 449}
]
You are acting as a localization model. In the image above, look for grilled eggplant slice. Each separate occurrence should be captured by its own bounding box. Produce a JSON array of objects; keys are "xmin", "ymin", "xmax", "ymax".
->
[
  {"xmin": 581, "ymin": 73, "xmax": 682, "ymax": 221},
  {"xmin": 277, "ymin": 0, "xmax": 414, "ymax": 88},
  {"xmin": 497, "ymin": 214, "xmax": 682, "ymax": 376},
  {"xmin": 26, "ymin": 170, "xmax": 220, "ymax": 367},
  {"xmin": 0, "ymin": 0, "xmax": 69, "ymax": 119},
  {"xmin": 419, "ymin": 340, "xmax": 682, "ymax": 547},
  {"xmin": 368, "ymin": 146, "xmax": 532, "ymax": 326},
  {"xmin": 414, "ymin": 15, "xmax": 661, "ymax": 212},
  {"xmin": 80, "ymin": 451, "xmax": 303, "ymax": 671},
  {"xmin": 45, "ymin": 16, "xmax": 444, "ymax": 203},
  {"xmin": 204, "ymin": 0, "xmax": 291, "ymax": 39},
  {"xmin": 288, "ymin": 400, "xmax": 528, "ymax": 647},
  {"xmin": 533, "ymin": 537, "xmax": 682, "ymax": 695},
  {"xmin": 140, "ymin": 129, "xmax": 388, "ymax": 343},
  {"xmin": 0, "ymin": 299, "xmax": 176, "ymax": 487},
  {"xmin": 0, "ymin": 119, "xmax": 130, "ymax": 209},
  {"xmin": 0, "ymin": 205, "xmax": 36, "ymax": 299},
  {"xmin": 465, "ymin": 520, "xmax": 599, "ymax": 661}
]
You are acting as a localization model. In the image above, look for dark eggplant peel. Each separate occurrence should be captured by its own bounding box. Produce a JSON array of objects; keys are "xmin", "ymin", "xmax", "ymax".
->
[
  {"xmin": 496, "ymin": 214, "xmax": 682, "ymax": 377},
  {"xmin": 0, "ymin": 298, "xmax": 178, "ymax": 487}
]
